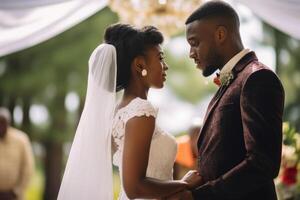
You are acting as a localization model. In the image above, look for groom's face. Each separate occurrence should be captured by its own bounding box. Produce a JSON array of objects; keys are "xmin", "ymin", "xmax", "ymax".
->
[{"xmin": 186, "ymin": 20, "xmax": 222, "ymax": 77}]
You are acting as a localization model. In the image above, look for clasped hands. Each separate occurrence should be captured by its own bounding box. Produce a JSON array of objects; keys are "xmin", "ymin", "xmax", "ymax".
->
[{"xmin": 167, "ymin": 170, "xmax": 203, "ymax": 200}]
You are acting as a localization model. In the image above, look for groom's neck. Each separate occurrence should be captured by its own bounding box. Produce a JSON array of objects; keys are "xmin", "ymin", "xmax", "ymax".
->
[{"xmin": 220, "ymin": 42, "xmax": 244, "ymax": 70}]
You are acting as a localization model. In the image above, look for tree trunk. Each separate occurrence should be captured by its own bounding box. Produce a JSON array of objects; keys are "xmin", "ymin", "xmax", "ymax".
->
[
  {"xmin": 8, "ymin": 95, "xmax": 16, "ymax": 126},
  {"xmin": 274, "ymin": 29, "xmax": 281, "ymax": 74},
  {"xmin": 43, "ymin": 141, "xmax": 63, "ymax": 200},
  {"xmin": 0, "ymin": 89, "xmax": 3, "ymax": 106},
  {"xmin": 21, "ymin": 96, "xmax": 32, "ymax": 138},
  {"xmin": 43, "ymin": 94, "xmax": 66, "ymax": 200}
]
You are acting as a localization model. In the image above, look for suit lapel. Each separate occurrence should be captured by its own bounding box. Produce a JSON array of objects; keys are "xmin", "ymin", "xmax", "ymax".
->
[{"xmin": 197, "ymin": 52, "xmax": 258, "ymax": 147}]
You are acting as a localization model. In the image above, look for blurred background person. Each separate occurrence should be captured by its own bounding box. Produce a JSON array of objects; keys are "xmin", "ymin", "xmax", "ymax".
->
[
  {"xmin": 0, "ymin": 107, "xmax": 34, "ymax": 200},
  {"xmin": 174, "ymin": 117, "xmax": 202, "ymax": 179}
]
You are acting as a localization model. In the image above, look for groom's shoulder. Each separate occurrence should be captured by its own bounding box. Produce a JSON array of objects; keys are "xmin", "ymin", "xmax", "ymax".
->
[
  {"xmin": 240, "ymin": 60, "xmax": 283, "ymax": 90},
  {"xmin": 243, "ymin": 60, "xmax": 272, "ymax": 75},
  {"xmin": 240, "ymin": 59, "xmax": 278, "ymax": 80}
]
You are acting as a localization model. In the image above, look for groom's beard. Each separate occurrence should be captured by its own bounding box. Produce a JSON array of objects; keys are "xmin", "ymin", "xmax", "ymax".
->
[
  {"xmin": 203, "ymin": 65, "xmax": 218, "ymax": 77},
  {"xmin": 202, "ymin": 51, "xmax": 224, "ymax": 77}
]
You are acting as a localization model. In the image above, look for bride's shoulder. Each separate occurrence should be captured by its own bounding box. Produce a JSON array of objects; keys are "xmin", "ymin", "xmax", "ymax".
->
[
  {"xmin": 116, "ymin": 97, "xmax": 157, "ymax": 122},
  {"xmin": 129, "ymin": 97, "xmax": 157, "ymax": 117}
]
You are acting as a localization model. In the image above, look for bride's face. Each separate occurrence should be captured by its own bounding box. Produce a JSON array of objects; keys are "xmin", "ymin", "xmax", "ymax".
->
[{"xmin": 143, "ymin": 45, "xmax": 168, "ymax": 89}]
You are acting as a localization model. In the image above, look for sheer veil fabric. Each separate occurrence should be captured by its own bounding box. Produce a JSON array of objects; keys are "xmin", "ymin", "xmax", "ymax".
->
[{"xmin": 58, "ymin": 44, "xmax": 117, "ymax": 200}]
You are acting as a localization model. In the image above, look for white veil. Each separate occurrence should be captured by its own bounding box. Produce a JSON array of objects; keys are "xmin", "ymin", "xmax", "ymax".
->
[{"xmin": 57, "ymin": 44, "xmax": 116, "ymax": 200}]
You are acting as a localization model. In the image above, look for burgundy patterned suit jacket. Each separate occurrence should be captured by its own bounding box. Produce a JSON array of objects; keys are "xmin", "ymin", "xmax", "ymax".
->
[{"xmin": 192, "ymin": 52, "xmax": 285, "ymax": 200}]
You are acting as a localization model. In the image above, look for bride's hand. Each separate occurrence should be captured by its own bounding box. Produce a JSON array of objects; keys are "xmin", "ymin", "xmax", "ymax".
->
[{"xmin": 181, "ymin": 170, "xmax": 203, "ymax": 189}]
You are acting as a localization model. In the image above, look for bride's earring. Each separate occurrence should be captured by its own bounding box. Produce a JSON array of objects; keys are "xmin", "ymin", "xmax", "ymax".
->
[{"xmin": 142, "ymin": 69, "xmax": 147, "ymax": 77}]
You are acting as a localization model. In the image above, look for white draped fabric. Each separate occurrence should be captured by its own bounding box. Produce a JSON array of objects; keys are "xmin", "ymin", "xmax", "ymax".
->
[
  {"xmin": 0, "ymin": 0, "xmax": 299, "ymax": 57},
  {"xmin": 235, "ymin": 0, "xmax": 300, "ymax": 40},
  {"xmin": 0, "ymin": 0, "xmax": 107, "ymax": 57}
]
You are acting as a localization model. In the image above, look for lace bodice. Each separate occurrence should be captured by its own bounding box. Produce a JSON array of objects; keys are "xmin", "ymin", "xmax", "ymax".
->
[{"xmin": 112, "ymin": 97, "xmax": 177, "ymax": 200}]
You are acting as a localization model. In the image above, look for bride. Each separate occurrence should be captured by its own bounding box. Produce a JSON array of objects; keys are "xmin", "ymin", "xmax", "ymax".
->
[{"xmin": 57, "ymin": 23, "xmax": 201, "ymax": 200}]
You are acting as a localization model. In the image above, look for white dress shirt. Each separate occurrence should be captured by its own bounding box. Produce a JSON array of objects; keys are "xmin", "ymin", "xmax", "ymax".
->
[{"xmin": 219, "ymin": 49, "xmax": 250, "ymax": 84}]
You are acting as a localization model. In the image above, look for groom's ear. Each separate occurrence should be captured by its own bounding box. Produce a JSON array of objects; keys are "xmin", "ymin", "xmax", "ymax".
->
[{"xmin": 214, "ymin": 26, "xmax": 227, "ymax": 44}]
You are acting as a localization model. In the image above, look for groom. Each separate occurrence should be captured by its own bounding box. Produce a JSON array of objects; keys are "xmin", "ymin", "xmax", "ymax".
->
[{"xmin": 184, "ymin": 1, "xmax": 285, "ymax": 200}]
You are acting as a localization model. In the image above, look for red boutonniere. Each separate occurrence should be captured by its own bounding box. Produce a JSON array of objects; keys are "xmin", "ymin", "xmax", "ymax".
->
[
  {"xmin": 213, "ymin": 72, "xmax": 235, "ymax": 87},
  {"xmin": 213, "ymin": 73, "xmax": 221, "ymax": 86}
]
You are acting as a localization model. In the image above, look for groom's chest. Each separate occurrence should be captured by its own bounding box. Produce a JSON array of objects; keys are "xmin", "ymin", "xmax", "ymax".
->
[
  {"xmin": 198, "ymin": 77, "xmax": 245, "ymax": 148},
  {"xmin": 210, "ymin": 83, "xmax": 242, "ymax": 126}
]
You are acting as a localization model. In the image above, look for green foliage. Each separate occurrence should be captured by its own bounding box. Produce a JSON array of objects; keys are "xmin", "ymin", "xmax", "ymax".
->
[
  {"xmin": 262, "ymin": 23, "xmax": 300, "ymax": 130},
  {"xmin": 283, "ymin": 122, "xmax": 299, "ymax": 147},
  {"xmin": 0, "ymin": 7, "xmax": 118, "ymax": 142},
  {"xmin": 164, "ymin": 48, "xmax": 216, "ymax": 104}
]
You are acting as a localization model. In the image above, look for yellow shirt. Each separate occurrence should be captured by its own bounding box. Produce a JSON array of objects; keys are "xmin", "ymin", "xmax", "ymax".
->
[{"xmin": 0, "ymin": 127, "xmax": 34, "ymax": 200}]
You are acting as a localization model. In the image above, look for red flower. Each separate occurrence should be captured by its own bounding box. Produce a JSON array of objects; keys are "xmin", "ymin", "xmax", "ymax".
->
[
  {"xmin": 213, "ymin": 73, "xmax": 221, "ymax": 86},
  {"xmin": 281, "ymin": 166, "xmax": 298, "ymax": 185}
]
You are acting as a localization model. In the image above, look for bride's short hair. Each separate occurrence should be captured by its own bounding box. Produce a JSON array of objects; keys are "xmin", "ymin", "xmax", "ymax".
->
[{"xmin": 104, "ymin": 23, "xmax": 164, "ymax": 92}]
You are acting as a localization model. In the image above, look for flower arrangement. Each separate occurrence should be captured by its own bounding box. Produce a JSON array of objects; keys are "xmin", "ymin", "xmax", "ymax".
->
[{"xmin": 276, "ymin": 122, "xmax": 300, "ymax": 199}]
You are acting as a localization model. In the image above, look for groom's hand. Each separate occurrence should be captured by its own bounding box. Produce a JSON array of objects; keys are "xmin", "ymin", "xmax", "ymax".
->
[
  {"xmin": 181, "ymin": 170, "xmax": 203, "ymax": 189},
  {"xmin": 164, "ymin": 190, "xmax": 193, "ymax": 200}
]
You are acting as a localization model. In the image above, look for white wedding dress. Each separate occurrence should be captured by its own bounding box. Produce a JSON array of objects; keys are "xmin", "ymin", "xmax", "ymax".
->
[{"xmin": 112, "ymin": 97, "xmax": 178, "ymax": 200}]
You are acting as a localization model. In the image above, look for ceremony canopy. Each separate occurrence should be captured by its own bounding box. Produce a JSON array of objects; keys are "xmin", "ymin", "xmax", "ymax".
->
[
  {"xmin": 0, "ymin": 0, "xmax": 299, "ymax": 57},
  {"xmin": 0, "ymin": 0, "xmax": 107, "ymax": 57}
]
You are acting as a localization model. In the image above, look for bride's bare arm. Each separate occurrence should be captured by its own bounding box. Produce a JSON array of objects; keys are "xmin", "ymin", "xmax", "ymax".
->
[{"xmin": 122, "ymin": 116, "xmax": 187, "ymax": 199}]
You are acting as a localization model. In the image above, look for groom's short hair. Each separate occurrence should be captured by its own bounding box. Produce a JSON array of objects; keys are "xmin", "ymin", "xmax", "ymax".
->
[{"xmin": 185, "ymin": 1, "xmax": 240, "ymax": 29}]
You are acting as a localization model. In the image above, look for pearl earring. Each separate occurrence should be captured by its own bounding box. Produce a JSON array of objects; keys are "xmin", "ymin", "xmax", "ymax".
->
[{"xmin": 142, "ymin": 69, "xmax": 147, "ymax": 77}]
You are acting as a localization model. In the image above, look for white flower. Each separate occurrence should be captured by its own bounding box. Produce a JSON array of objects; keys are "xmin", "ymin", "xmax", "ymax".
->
[
  {"xmin": 282, "ymin": 145, "xmax": 298, "ymax": 167},
  {"xmin": 220, "ymin": 72, "xmax": 234, "ymax": 87}
]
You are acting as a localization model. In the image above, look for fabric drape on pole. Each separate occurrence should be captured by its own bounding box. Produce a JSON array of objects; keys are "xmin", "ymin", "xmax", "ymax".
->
[
  {"xmin": 0, "ymin": 0, "xmax": 108, "ymax": 57},
  {"xmin": 235, "ymin": 0, "xmax": 300, "ymax": 40}
]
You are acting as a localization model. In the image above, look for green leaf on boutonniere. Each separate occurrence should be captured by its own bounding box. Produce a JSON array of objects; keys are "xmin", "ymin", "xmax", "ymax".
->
[{"xmin": 220, "ymin": 72, "xmax": 235, "ymax": 87}]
